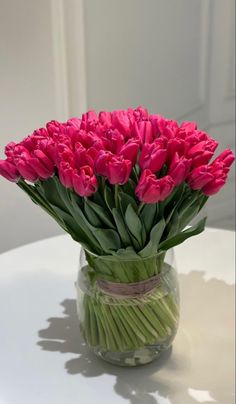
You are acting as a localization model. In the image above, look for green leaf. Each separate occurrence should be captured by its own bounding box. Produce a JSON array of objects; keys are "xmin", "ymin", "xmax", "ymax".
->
[
  {"xmin": 51, "ymin": 204, "xmax": 95, "ymax": 250},
  {"xmin": 17, "ymin": 180, "xmax": 67, "ymax": 232},
  {"xmin": 111, "ymin": 208, "xmax": 131, "ymax": 246},
  {"xmin": 85, "ymin": 199, "xmax": 115, "ymax": 229},
  {"xmin": 70, "ymin": 190, "xmax": 121, "ymax": 254},
  {"xmin": 165, "ymin": 209, "xmax": 180, "ymax": 238},
  {"xmin": 104, "ymin": 185, "xmax": 115, "ymax": 212},
  {"xmin": 118, "ymin": 192, "xmax": 138, "ymax": 217},
  {"xmin": 139, "ymin": 218, "xmax": 166, "ymax": 257},
  {"xmin": 93, "ymin": 229, "xmax": 121, "ymax": 253},
  {"xmin": 84, "ymin": 201, "xmax": 103, "ymax": 227},
  {"xmin": 140, "ymin": 203, "xmax": 157, "ymax": 235},
  {"xmin": 177, "ymin": 193, "xmax": 208, "ymax": 231},
  {"xmin": 36, "ymin": 177, "xmax": 71, "ymax": 213},
  {"xmin": 122, "ymin": 179, "xmax": 136, "ymax": 197},
  {"xmin": 159, "ymin": 217, "xmax": 207, "ymax": 251},
  {"xmin": 125, "ymin": 204, "xmax": 144, "ymax": 247},
  {"xmin": 54, "ymin": 184, "xmax": 103, "ymax": 253}
]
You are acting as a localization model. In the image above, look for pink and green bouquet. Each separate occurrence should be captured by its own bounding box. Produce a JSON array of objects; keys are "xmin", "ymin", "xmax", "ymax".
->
[{"xmin": 0, "ymin": 106, "xmax": 234, "ymax": 364}]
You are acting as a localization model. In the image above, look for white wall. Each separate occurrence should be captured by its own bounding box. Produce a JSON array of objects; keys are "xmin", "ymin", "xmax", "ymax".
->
[
  {"xmin": 0, "ymin": 0, "xmax": 235, "ymax": 253},
  {"xmin": 0, "ymin": 0, "xmax": 66, "ymax": 253}
]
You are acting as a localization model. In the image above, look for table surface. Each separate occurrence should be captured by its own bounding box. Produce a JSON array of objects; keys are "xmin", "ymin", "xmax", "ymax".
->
[{"xmin": 0, "ymin": 228, "xmax": 235, "ymax": 404}]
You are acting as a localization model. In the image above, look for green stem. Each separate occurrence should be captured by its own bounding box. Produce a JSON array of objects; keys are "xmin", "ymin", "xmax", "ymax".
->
[
  {"xmin": 137, "ymin": 202, "xmax": 145, "ymax": 215},
  {"xmin": 114, "ymin": 184, "xmax": 119, "ymax": 208}
]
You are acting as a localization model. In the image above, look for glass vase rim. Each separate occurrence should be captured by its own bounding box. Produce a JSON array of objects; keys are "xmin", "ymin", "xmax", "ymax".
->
[{"xmin": 81, "ymin": 247, "xmax": 173, "ymax": 263}]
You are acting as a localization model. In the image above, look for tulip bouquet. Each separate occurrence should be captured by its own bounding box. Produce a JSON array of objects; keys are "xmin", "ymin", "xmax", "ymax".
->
[{"xmin": 0, "ymin": 106, "xmax": 234, "ymax": 363}]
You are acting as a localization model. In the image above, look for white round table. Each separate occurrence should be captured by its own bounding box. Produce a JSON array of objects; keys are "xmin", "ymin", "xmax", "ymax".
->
[{"xmin": 0, "ymin": 228, "xmax": 235, "ymax": 404}]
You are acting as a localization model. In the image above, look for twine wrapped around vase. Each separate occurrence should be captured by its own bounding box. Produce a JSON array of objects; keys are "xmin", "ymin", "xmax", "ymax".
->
[{"xmin": 97, "ymin": 273, "xmax": 162, "ymax": 298}]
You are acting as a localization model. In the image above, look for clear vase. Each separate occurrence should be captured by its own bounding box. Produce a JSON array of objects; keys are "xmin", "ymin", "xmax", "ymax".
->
[{"xmin": 76, "ymin": 248, "xmax": 179, "ymax": 367}]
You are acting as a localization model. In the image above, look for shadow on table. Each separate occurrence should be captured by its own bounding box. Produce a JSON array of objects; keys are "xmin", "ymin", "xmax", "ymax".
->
[{"xmin": 37, "ymin": 271, "xmax": 234, "ymax": 404}]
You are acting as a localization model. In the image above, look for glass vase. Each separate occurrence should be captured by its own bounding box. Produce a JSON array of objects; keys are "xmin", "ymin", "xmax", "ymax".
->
[{"xmin": 76, "ymin": 248, "xmax": 179, "ymax": 367}]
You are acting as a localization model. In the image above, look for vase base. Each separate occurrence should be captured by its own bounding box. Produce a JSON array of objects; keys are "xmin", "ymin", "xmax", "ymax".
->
[{"xmin": 93, "ymin": 343, "xmax": 171, "ymax": 367}]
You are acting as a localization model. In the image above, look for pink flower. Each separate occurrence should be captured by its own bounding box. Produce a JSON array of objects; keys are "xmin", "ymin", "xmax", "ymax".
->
[
  {"xmin": 177, "ymin": 121, "xmax": 197, "ymax": 138},
  {"xmin": 66, "ymin": 117, "xmax": 81, "ymax": 129},
  {"xmin": 72, "ymin": 165, "xmax": 98, "ymax": 197},
  {"xmin": 46, "ymin": 120, "xmax": 63, "ymax": 137},
  {"xmin": 57, "ymin": 149, "xmax": 75, "ymax": 188},
  {"xmin": 111, "ymin": 110, "xmax": 131, "ymax": 137},
  {"xmin": 187, "ymin": 149, "xmax": 235, "ymax": 194},
  {"xmin": 72, "ymin": 130, "xmax": 103, "ymax": 151},
  {"xmin": 119, "ymin": 139, "xmax": 140, "ymax": 165},
  {"xmin": 136, "ymin": 170, "xmax": 175, "ymax": 203},
  {"xmin": 211, "ymin": 149, "xmax": 235, "ymax": 173},
  {"xmin": 132, "ymin": 106, "xmax": 149, "ymax": 122},
  {"xmin": 80, "ymin": 110, "xmax": 98, "ymax": 131},
  {"xmin": 95, "ymin": 151, "xmax": 132, "ymax": 184},
  {"xmin": 186, "ymin": 138, "xmax": 218, "ymax": 167},
  {"xmin": 150, "ymin": 115, "xmax": 178, "ymax": 139},
  {"xmin": 187, "ymin": 165, "xmax": 214, "ymax": 190},
  {"xmin": 11, "ymin": 145, "xmax": 38, "ymax": 182},
  {"xmin": 98, "ymin": 111, "xmax": 112, "ymax": 130},
  {"xmin": 94, "ymin": 151, "xmax": 111, "ymax": 177},
  {"xmin": 10, "ymin": 142, "xmax": 55, "ymax": 182},
  {"xmin": 5, "ymin": 142, "xmax": 17, "ymax": 159},
  {"xmin": 202, "ymin": 177, "xmax": 227, "ymax": 196},
  {"xmin": 201, "ymin": 149, "xmax": 235, "ymax": 196},
  {"xmin": 134, "ymin": 121, "xmax": 155, "ymax": 144},
  {"xmin": 107, "ymin": 156, "xmax": 132, "ymax": 185},
  {"xmin": 30, "ymin": 149, "xmax": 54, "ymax": 179},
  {"xmin": 74, "ymin": 143, "xmax": 95, "ymax": 169},
  {"xmin": 168, "ymin": 153, "xmax": 192, "ymax": 185},
  {"xmin": 166, "ymin": 138, "xmax": 186, "ymax": 162},
  {"xmin": 58, "ymin": 160, "xmax": 74, "ymax": 188},
  {"xmin": 139, "ymin": 139, "xmax": 167, "ymax": 172},
  {"xmin": 102, "ymin": 129, "xmax": 124, "ymax": 154},
  {"xmin": 0, "ymin": 159, "xmax": 19, "ymax": 182}
]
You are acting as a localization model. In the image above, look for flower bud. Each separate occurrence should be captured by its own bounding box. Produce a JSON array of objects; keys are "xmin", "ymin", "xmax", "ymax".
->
[
  {"xmin": 72, "ymin": 165, "xmax": 98, "ymax": 197},
  {"xmin": 136, "ymin": 170, "xmax": 174, "ymax": 203}
]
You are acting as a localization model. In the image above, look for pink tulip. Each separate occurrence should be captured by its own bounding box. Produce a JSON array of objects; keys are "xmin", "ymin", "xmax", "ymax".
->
[
  {"xmin": 202, "ymin": 178, "xmax": 227, "ymax": 196},
  {"xmin": 186, "ymin": 139, "xmax": 218, "ymax": 166},
  {"xmin": 0, "ymin": 159, "xmax": 19, "ymax": 182},
  {"xmin": 166, "ymin": 138, "xmax": 186, "ymax": 162},
  {"xmin": 5, "ymin": 142, "xmax": 17, "ymax": 159},
  {"xmin": 98, "ymin": 111, "xmax": 112, "ymax": 130},
  {"xmin": 136, "ymin": 170, "xmax": 175, "ymax": 203},
  {"xmin": 132, "ymin": 106, "xmax": 149, "ymax": 121},
  {"xmin": 80, "ymin": 110, "xmax": 98, "ymax": 131},
  {"xmin": 139, "ymin": 139, "xmax": 167, "ymax": 172},
  {"xmin": 29, "ymin": 149, "xmax": 54, "ymax": 179},
  {"xmin": 119, "ymin": 139, "xmax": 140, "ymax": 165},
  {"xmin": 46, "ymin": 120, "xmax": 63, "ymax": 136},
  {"xmin": 168, "ymin": 153, "xmax": 192, "ymax": 185},
  {"xmin": 74, "ymin": 143, "xmax": 95, "ymax": 169},
  {"xmin": 177, "ymin": 121, "xmax": 197, "ymax": 138},
  {"xmin": 211, "ymin": 149, "xmax": 235, "ymax": 173},
  {"xmin": 102, "ymin": 128, "xmax": 124, "ymax": 154},
  {"xmin": 58, "ymin": 160, "xmax": 74, "ymax": 188},
  {"xmin": 150, "ymin": 115, "xmax": 178, "ymax": 139},
  {"xmin": 201, "ymin": 149, "xmax": 235, "ymax": 196},
  {"xmin": 187, "ymin": 165, "xmax": 214, "ymax": 189},
  {"xmin": 11, "ymin": 146, "xmax": 38, "ymax": 182},
  {"xmin": 72, "ymin": 165, "xmax": 98, "ymax": 197},
  {"xmin": 111, "ymin": 110, "xmax": 131, "ymax": 137},
  {"xmin": 66, "ymin": 117, "xmax": 81, "ymax": 129},
  {"xmin": 134, "ymin": 121, "xmax": 155, "ymax": 144},
  {"xmin": 95, "ymin": 151, "xmax": 132, "ymax": 184},
  {"xmin": 95, "ymin": 151, "xmax": 112, "ymax": 177},
  {"xmin": 107, "ymin": 156, "xmax": 132, "ymax": 185}
]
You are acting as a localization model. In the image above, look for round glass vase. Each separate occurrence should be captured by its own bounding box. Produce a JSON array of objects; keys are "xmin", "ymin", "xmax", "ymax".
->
[{"xmin": 76, "ymin": 248, "xmax": 179, "ymax": 367}]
